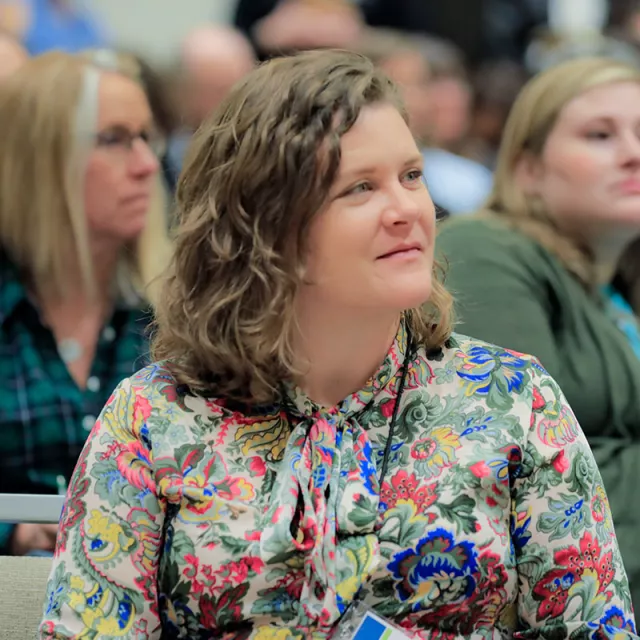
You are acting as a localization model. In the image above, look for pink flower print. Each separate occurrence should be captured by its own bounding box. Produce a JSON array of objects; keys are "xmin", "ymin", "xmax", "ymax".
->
[
  {"xmin": 380, "ymin": 399, "xmax": 395, "ymax": 418},
  {"xmin": 469, "ymin": 461, "xmax": 491, "ymax": 479},
  {"xmin": 249, "ymin": 456, "xmax": 267, "ymax": 477},
  {"xmin": 133, "ymin": 394, "xmax": 153, "ymax": 423},
  {"xmin": 116, "ymin": 441, "xmax": 155, "ymax": 491},
  {"xmin": 552, "ymin": 450, "xmax": 570, "ymax": 474}
]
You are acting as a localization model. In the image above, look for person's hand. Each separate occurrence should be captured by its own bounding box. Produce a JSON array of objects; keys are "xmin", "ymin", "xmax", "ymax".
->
[{"xmin": 10, "ymin": 523, "xmax": 58, "ymax": 556}]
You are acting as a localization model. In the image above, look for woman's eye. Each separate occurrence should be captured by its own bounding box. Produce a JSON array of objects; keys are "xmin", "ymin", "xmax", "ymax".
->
[
  {"xmin": 405, "ymin": 169, "xmax": 424, "ymax": 182},
  {"xmin": 97, "ymin": 129, "xmax": 130, "ymax": 146},
  {"xmin": 346, "ymin": 182, "xmax": 371, "ymax": 196},
  {"xmin": 585, "ymin": 131, "xmax": 611, "ymax": 140}
]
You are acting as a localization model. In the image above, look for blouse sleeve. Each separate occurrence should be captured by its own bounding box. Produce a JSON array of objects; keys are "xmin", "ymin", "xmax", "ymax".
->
[
  {"xmin": 39, "ymin": 378, "xmax": 164, "ymax": 639},
  {"xmin": 512, "ymin": 367, "xmax": 638, "ymax": 638}
]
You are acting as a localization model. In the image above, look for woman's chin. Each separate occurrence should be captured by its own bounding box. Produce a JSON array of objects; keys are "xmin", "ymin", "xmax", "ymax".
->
[{"xmin": 386, "ymin": 282, "xmax": 433, "ymax": 312}]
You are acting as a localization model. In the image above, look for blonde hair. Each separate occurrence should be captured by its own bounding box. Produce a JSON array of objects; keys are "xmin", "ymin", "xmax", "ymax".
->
[
  {"xmin": 485, "ymin": 56, "xmax": 640, "ymax": 290},
  {"xmin": 0, "ymin": 51, "xmax": 171, "ymax": 306},
  {"xmin": 152, "ymin": 49, "xmax": 453, "ymax": 404}
]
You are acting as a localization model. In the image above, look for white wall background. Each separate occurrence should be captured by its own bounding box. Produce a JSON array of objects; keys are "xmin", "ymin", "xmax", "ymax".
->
[{"xmin": 88, "ymin": 0, "xmax": 236, "ymax": 68}]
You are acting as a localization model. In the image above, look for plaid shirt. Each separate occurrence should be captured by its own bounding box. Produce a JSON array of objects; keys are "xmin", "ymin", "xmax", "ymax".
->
[{"xmin": 0, "ymin": 252, "xmax": 151, "ymax": 551}]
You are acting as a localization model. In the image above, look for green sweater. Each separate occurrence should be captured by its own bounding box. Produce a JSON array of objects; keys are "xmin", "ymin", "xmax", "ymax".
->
[{"xmin": 438, "ymin": 216, "xmax": 640, "ymax": 607}]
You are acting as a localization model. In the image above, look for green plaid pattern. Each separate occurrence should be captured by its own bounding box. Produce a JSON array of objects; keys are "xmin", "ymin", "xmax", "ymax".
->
[{"xmin": 0, "ymin": 252, "xmax": 151, "ymax": 551}]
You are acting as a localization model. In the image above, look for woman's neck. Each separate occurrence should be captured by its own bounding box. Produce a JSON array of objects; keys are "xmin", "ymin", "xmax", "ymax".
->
[
  {"xmin": 36, "ymin": 243, "xmax": 119, "ymax": 314},
  {"xmin": 591, "ymin": 229, "xmax": 636, "ymax": 287},
  {"xmin": 292, "ymin": 303, "xmax": 401, "ymax": 407}
]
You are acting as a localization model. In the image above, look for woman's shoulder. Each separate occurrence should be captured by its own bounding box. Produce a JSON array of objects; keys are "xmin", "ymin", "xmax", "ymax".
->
[
  {"xmin": 436, "ymin": 214, "xmax": 567, "ymax": 290},
  {"xmin": 443, "ymin": 332, "xmax": 545, "ymax": 371},
  {"xmin": 437, "ymin": 214, "xmax": 541, "ymax": 256},
  {"xmin": 431, "ymin": 333, "xmax": 550, "ymax": 408},
  {"xmin": 115, "ymin": 361, "xmax": 229, "ymax": 418}
]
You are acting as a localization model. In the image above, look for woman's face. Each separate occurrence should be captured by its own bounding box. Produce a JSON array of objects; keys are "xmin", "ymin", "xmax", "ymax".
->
[
  {"xmin": 84, "ymin": 71, "xmax": 159, "ymax": 246},
  {"xmin": 300, "ymin": 103, "xmax": 435, "ymax": 315},
  {"xmin": 522, "ymin": 81, "xmax": 640, "ymax": 245}
]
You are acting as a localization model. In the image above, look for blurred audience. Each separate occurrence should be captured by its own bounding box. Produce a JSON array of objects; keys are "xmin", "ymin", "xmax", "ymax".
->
[
  {"xmin": 234, "ymin": 0, "xmax": 487, "ymax": 64},
  {"xmin": 413, "ymin": 35, "xmax": 471, "ymax": 153},
  {"xmin": 355, "ymin": 28, "xmax": 432, "ymax": 143},
  {"xmin": 484, "ymin": 0, "xmax": 548, "ymax": 60},
  {"xmin": 0, "ymin": 28, "xmax": 27, "ymax": 81},
  {"xmin": 0, "ymin": 51, "xmax": 170, "ymax": 555},
  {"xmin": 355, "ymin": 28, "xmax": 492, "ymax": 214},
  {"xmin": 166, "ymin": 25, "xmax": 255, "ymax": 185},
  {"xmin": 464, "ymin": 59, "xmax": 530, "ymax": 169},
  {"xmin": 438, "ymin": 57, "xmax": 640, "ymax": 606},
  {"xmin": 0, "ymin": 0, "xmax": 107, "ymax": 55},
  {"xmin": 238, "ymin": 0, "xmax": 364, "ymax": 58}
]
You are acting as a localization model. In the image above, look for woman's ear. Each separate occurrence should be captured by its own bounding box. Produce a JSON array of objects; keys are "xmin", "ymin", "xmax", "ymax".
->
[{"xmin": 513, "ymin": 150, "xmax": 543, "ymax": 197}]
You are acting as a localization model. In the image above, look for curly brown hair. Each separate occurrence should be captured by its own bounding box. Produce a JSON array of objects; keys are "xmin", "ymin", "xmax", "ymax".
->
[{"xmin": 152, "ymin": 49, "xmax": 453, "ymax": 403}]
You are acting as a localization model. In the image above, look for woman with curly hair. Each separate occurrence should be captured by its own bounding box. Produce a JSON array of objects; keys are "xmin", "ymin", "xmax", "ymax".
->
[{"xmin": 41, "ymin": 50, "xmax": 635, "ymax": 639}]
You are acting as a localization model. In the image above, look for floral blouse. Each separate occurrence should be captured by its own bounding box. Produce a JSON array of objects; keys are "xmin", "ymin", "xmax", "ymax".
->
[{"xmin": 40, "ymin": 324, "xmax": 637, "ymax": 639}]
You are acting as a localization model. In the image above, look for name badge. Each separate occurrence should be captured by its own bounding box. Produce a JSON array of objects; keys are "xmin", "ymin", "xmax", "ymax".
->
[{"xmin": 333, "ymin": 601, "xmax": 412, "ymax": 640}]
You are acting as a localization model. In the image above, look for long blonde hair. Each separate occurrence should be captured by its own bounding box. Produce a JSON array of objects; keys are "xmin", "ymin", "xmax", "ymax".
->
[
  {"xmin": 152, "ymin": 50, "xmax": 453, "ymax": 404},
  {"xmin": 486, "ymin": 56, "xmax": 640, "ymax": 292},
  {"xmin": 0, "ymin": 51, "xmax": 171, "ymax": 306}
]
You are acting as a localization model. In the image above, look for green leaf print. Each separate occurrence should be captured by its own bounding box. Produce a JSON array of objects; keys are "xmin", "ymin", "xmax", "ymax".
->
[
  {"xmin": 171, "ymin": 529, "xmax": 196, "ymax": 559},
  {"xmin": 219, "ymin": 534, "xmax": 252, "ymax": 556},
  {"xmin": 567, "ymin": 451, "xmax": 598, "ymax": 496},
  {"xmin": 486, "ymin": 380, "xmax": 517, "ymax": 413},
  {"xmin": 436, "ymin": 495, "xmax": 478, "ymax": 535},
  {"xmin": 569, "ymin": 573, "xmax": 608, "ymax": 623},
  {"xmin": 348, "ymin": 493, "xmax": 378, "ymax": 529},
  {"xmin": 42, "ymin": 561, "xmax": 70, "ymax": 619},
  {"xmin": 372, "ymin": 576, "xmax": 396, "ymax": 599},
  {"xmin": 434, "ymin": 361, "xmax": 455, "ymax": 385},
  {"xmin": 397, "ymin": 394, "xmax": 444, "ymax": 443},
  {"xmin": 538, "ymin": 493, "xmax": 590, "ymax": 542},
  {"xmin": 380, "ymin": 502, "xmax": 441, "ymax": 547},
  {"xmin": 515, "ymin": 542, "xmax": 552, "ymax": 586},
  {"xmin": 174, "ymin": 443, "xmax": 205, "ymax": 473},
  {"xmin": 253, "ymin": 587, "xmax": 299, "ymax": 622}
]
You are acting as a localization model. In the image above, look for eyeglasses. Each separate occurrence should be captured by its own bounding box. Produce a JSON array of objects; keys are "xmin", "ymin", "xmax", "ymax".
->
[{"xmin": 95, "ymin": 125, "xmax": 167, "ymax": 159}]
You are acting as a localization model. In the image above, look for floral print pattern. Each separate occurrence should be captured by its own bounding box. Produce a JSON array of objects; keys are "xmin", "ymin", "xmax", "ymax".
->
[{"xmin": 40, "ymin": 324, "xmax": 637, "ymax": 638}]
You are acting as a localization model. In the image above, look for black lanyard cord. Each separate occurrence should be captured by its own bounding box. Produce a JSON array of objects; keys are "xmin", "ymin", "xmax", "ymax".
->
[{"xmin": 377, "ymin": 330, "xmax": 414, "ymax": 493}]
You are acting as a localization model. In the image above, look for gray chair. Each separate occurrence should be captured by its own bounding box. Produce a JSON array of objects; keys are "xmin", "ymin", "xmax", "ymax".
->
[
  {"xmin": 0, "ymin": 556, "xmax": 54, "ymax": 639},
  {"xmin": 0, "ymin": 494, "xmax": 65, "ymax": 640}
]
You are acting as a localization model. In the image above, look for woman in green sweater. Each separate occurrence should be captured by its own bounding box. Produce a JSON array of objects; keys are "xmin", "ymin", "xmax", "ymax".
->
[{"xmin": 438, "ymin": 56, "xmax": 640, "ymax": 608}]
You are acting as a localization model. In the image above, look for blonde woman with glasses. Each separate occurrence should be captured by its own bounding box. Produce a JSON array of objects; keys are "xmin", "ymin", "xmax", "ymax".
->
[
  {"xmin": 438, "ymin": 56, "xmax": 640, "ymax": 608},
  {"xmin": 0, "ymin": 51, "xmax": 170, "ymax": 557}
]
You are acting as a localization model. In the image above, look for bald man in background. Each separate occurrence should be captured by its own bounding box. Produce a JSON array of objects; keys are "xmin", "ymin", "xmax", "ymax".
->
[
  {"xmin": 0, "ymin": 29, "xmax": 27, "ymax": 82},
  {"xmin": 166, "ymin": 25, "xmax": 256, "ymax": 184}
]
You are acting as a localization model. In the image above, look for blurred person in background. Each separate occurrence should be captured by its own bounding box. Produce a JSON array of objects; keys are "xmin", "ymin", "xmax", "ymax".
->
[
  {"xmin": 237, "ymin": 0, "xmax": 364, "ymax": 58},
  {"xmin": 413, "ymin": 35, "xmax": 471, "ymax": 154},
  {"xmin": 438, "ymin": 57, "xmax": 640, "ymax": 606},
  {"xmin": 0, "ymin": 0, "xmax": 107, "ymax": 55},
  {"xmin": 133, "ymin": 53, "xmax": 181, "ymax": 195},
  {"xmin": 82, "ymin": 49, "xmax": 180, "ymax": 197},
  {"xmin": 356, "ymin": 28, "xmax": 492, "ymax": 214},
  {"xmin": 0, "ymin": 28, "xmax": 27, "ymax": 81},
  {"xmin": 355, "ymin": 28, "xmax": 432, "ymax": 144},
  {"xmin": 166, "ymin": 25, "xmax": 255, "ymax": 185},
  {"xmin": 0, "ymin": 51, "xmax": 171, "ymax": 556},
  {"xmin": 463, "ymin": 59, "xmax": 530, "ymax": 169},
  {"xmin": 234, "ymin": 0, "xmax": 487, "ymax": 64}
]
